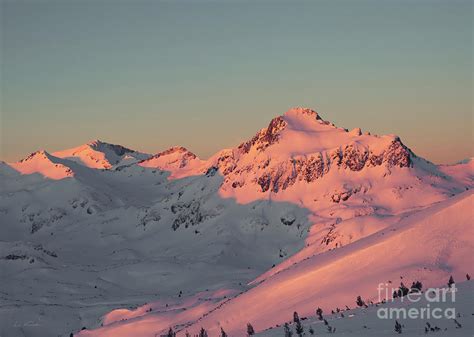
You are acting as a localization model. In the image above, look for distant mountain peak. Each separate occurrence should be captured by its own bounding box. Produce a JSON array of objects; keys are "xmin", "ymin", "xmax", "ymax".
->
[
  {"xmin": 139, "ymin": 146, "xmax": 202, "ymax": 176},
  {"xmin": 86, "ymin": 139, "xmax": 103, "ymax": 146},
  {"xmin": 11, "ymin": 150, "xmax": 74, "ymax": 180},
  {"xmin": 52, "ymin": 141, "xmax": 149, "ymax": 169},
  {"xmin": 19, "ymin": 150, "xmax": 52, "ymax": 162},
  {"xmin": 284, "ymin": 106, "xmax": 322, "ymax": 120},
  {"xmin": 156, "ymin": 146, "xmax": 196, "ymax": 157},
  {"xmin": 84, "ymin": 140, "xmax": 135, "ymax": 156}
]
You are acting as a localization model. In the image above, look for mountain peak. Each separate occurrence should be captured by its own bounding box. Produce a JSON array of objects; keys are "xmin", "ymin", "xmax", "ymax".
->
[
  {"xmin": 87, "ymin": 139, "xmax": 103, "ymax": 146},
  {"xmin": 158, "ymin": 146, "xmax": 196, "ymax": 157},
  {"xmin": 52, "ymin": 141, "xmax": 148, "ymax": 169},
  {"xmin": 19, "ymin": 150, "xmax": 52, "ymax": 162},
  {"xmin": 10, "ymin": 150, "xmax": 74, "ymax": 180},
  {"xmin": 85, "ymin": 140, "xmax": 135, "ymax": 156},
  {"xmin": 284, "ymin": 107, "xmax": 322, "ymax": 121},
  {"xmin": 139, "ymin": 146, "xmax": 203, "ymax": 177}
]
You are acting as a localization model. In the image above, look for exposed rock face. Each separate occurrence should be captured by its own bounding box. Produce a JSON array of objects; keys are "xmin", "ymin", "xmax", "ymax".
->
[
  {"xmin": 87, "ymin": 140, "xmax": 135, "ymax": 157},
  {"xmin": 171, "ymin": 200, "xmax": 203, "ymax": 230},
  {"xmin": 383, "ymin": 139, "xmax": 412, "ymax": 168},
  {"xmin": 209, "ymin": 108, "xmax": 414, "ymax": 194},
  {"xmin": 215, "ymin": 141, "xmax": 413, "ymax": 194},
  {"xmin": 238, "ymin": 116, "xmax": 287, "ymax": 154}
]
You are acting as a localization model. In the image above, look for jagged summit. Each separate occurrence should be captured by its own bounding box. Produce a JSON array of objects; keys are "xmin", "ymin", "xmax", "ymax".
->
[
  {"xmin": 18, "ymin": 150, "xmax": 51, "ymax": 162},
  {"xmin": 284, "ymin": 106, "xmax": 322, "ymax": 120},
  {"xmin": 156, "ymin": 146, "xmax": 197, "ymax": 157},
  {"xmin": 85, "ymin": 140, "xmax": 135, "ymax": 157}
]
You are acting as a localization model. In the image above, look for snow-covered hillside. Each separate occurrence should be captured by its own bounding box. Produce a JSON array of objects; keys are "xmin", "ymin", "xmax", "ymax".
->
[
  {"xmin": 0, "ymin": 107, "xmax": 472, "ymax": 337},
  {"xmin": 255, "ymin": 280, "xmax": 474, "ymax": 337}
]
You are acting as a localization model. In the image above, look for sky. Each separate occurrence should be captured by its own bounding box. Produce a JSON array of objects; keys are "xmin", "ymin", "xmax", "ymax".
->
[{"xmin": 1, "ymin": 0, "xmax": 472, "ymax": 164}]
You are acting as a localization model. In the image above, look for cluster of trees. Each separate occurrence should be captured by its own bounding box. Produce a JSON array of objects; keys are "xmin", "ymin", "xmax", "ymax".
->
[
  {"xmin": 283, "ymin": 310, "xmax": 335, "ymax": 336},
  {"xmin": 164, "ymin": 323, "xmax": 255, "ymax": 337},
  {"xmin": 282, "ymin": 312, "xmax": 304, "ymax": 337},
  {"xmin": 164, "ymin": 327, "xmax": 209, "ymax": 337},
  {"xmin": 391, "ymin": 275, "xmax": 462, "ymax": 300},
  {"xmin": 161, "ymin": 274, "xmax": 473, "ymax": 337}
]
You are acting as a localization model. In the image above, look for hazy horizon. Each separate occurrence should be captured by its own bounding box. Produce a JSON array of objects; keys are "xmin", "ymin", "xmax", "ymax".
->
[{"xmin": 1, "ymin": 0, "xmax": 472, "ymax": 164}]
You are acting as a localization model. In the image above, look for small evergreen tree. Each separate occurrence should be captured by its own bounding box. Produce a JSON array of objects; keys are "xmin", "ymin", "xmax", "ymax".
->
[
  {"xmin": 448, "ymin": 275, "xmax": 455, "ymax": 288},
  {"xmin": 308, "ymin": 326, "xmax": 314, "ymax": 335},
  {"xmin": 399, "ymin": 282, "xmax": 409, "ymax": 297},
  {"xmin": 410, "ymin": 281, "xmax": 422, "ymax": 292},
  {"xmin": 394, "ymin": 320, "xmax": 402, "ymax": 334},
  {"xmin": 284, "ymin": 323, "xmax": 293, "ymax": 337},
  {"xmin": 316, "ymin": 307, "xmax": 323, "ymax": 320},
  {"xmin": 294, "ymin": 312, "xmax": 304, "ymax": 337},
  {"xmin": 293, "ymin": 311, "xmax": 300, "ymax": 323},
  {"xmin": 393, "ymin": 290, "xmax": 399, "ymax": 299},
  {"xmin": 220, "ymin": 327, "xmax": 228, "ymax": 337},
  {"xmin": 199, "ymin": 327, "xmax": 208, "ymax": 337},
  {"xmin": 247, "ymin": 323, "xmax": 255, "ymax": 336},
  {"xmin": 356, "ymin": 295, "xmax": 365, "ymax": 307},
  {"xmin": 166, "ymin": 327, "xmax": 176, "ymax": 337},
  {"xmin": 466, "ymin": 273, "xmax": 471, "ymax": 281}
]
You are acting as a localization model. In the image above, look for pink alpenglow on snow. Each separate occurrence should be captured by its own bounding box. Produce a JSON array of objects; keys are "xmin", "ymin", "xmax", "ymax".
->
[
  {"xmin": 8, "ymin": 150, "xmax": 74, "ymax": 180},
  {"xmin": 1, "ymin": 107, "xmax": 472, "ymax": 337}
]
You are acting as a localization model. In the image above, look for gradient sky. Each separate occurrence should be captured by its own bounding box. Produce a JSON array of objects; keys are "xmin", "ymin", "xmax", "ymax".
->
[{"xmin": 1, "ymin": 0, "xmax": 472, "ymax": 164}]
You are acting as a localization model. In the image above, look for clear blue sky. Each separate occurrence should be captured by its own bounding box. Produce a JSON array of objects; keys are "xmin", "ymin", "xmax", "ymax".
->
[{"xmin": 1, "ymin": 0, "xmax": 472, "ymax": 164}]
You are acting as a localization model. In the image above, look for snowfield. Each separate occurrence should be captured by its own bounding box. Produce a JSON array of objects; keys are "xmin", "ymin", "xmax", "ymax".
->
[{"xmin": 1, "ymin": 108, "xmax": 472, "ymax": 337}]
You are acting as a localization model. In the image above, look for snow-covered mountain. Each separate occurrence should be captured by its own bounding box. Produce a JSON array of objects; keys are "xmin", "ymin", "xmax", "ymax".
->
[
  {"xmin": 0, "ymin": 107, "xmax": 472, "ymax": 337},
  {"xmin": 8, "ymin": 150, "xmax": 75, "ymax": 180},
  {"xmin": 53, "ymin": 139, "xmax": 150, "ymax": 169}
]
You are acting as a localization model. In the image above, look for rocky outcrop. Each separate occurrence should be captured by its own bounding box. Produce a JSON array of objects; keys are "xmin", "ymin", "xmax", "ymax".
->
[
  {"xmin": 250, "ymin": 141, "xmax": 411, "ymax": 193},
  {"xmin": 171, "ymin": 201, "xmax": 203, "ymax": 230},
  {"xmin": 238, "ymin": 116, "xmax": 287, "ymax": 154}
]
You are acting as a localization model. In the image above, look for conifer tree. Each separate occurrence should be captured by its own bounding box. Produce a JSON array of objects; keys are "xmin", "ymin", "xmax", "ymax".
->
[
  {"xmin": 448, "ymin": 275, "xmax": 455, "ymax": 288},
  {"xmin": 284, "ymin": 323, "xmax": 293, "ymax": 337},
  {"xmin": 220, "ymin": 327, "xmax": 228, "ymax": 337},
  {"xmin": 166, "ymin": 327, "xmax": 176, "ymax": 337},
  {"xmin": 199, "ymin": 327, "xmax": 208, "ymax": 337},
  {"xmin": 394, "ymin": 320, "xmax": 402, "ymax": 334},
  {"xmin": 316, "ymin": 307, "xmax": 323, "ymax": 320},
  {"xmin": 247, "ymin": 323, "xmax": 255, "ymax": 336}
]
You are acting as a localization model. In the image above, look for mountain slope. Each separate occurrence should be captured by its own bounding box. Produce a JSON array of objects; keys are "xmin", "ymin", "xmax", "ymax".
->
[
  {"xmin": 438, "ymin": 158, "xmax": 473, "ymax": 187},
  {"xmin": 255, "ymin": 280, "xmax": 474, "ymax": 337},
  {"xmin": 80, "ymin": 191, "xmax": 472, "ymax": 337}
]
